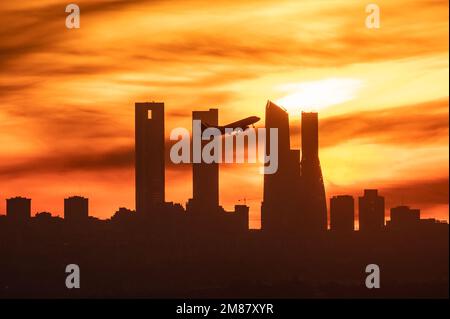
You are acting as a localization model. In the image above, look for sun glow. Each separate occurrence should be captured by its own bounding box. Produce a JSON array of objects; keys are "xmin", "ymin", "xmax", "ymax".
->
[{"xmin": 275, "ymin": 78, "xmax": 363, "ymax": 113}]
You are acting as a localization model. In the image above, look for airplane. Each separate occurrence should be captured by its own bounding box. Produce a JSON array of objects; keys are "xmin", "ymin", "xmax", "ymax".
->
[{"xmin": 201, "ymin": 116, "xmax": 260, "ymax": 135}]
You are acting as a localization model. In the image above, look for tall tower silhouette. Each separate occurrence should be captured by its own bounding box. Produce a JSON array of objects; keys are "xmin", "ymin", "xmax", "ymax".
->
[
  {"xmin": 191, "ymin": 108, "xmax": 219, "ymax": 214},
  {"xmin": 300, "ymin": 112, "xmax": 327, "ymax": 232},
  {"xmin": 135, "ymin": 102, "xmax": 165, "ymax": 214},
  {"xmin": 261, "ymin": 101, "xmax": 301, "ymax": 235}
]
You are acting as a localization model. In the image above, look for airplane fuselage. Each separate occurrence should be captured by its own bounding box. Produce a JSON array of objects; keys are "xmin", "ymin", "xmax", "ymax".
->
[{"xmin": 203, "ymin": 116, "xmax": 260, "ymax": 135}]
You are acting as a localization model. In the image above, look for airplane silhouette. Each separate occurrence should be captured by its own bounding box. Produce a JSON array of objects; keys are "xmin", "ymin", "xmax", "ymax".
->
[{"xmin": 201, "ymin": 116, "xmax": 260, "ymax": 135}]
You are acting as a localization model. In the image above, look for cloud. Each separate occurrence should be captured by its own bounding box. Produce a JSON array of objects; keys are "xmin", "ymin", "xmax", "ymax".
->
[
  {"xmin": 1, "ymin": 0, "xmax": 448, "ymax": 77},
  {"xmin": 276, "ymin": 78, "xmax": 363, "ymax": 112},
  {"xmin": 316, "ymin": 99, "xmax": 449, "ymax": 148},
  {"xmin": 381, "ymin": 177, "xmax": 449, "ymax": 209},
  {"xmin": 0, "ymin": 146, "xmax": 134, "ymax": 178}
]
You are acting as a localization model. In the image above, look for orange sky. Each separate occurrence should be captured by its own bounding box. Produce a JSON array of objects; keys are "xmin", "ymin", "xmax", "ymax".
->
[{"xmin": 0, "ymin": 0, "xmax": 448, "ymax": 228}]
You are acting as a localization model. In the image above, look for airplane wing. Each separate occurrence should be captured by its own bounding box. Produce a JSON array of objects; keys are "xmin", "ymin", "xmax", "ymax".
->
[{"xmin": 201, "ymin": 116, "xmax": 260, "ymax": 135}]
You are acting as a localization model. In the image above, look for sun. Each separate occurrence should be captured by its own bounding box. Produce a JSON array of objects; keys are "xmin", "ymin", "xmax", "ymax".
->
[{"xmin": 275, "ymin": 78, "xmax": 363, "ymax": 113}]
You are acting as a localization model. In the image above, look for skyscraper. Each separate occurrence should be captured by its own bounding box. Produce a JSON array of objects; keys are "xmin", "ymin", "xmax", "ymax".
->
[
  {"xmin": 6, "ymin": 197, "xmax": 31, "ymax": 223},
  {"xmin": 358, "ymin": 189, "xmax": 385, "ymax": 232},
  {"xmin": 64, "ymin": 196, "xmax": 89, "ymax": 223},
  {"xmin": 191, "ymin": 108, "xmax": 219, "ymax": 214},
  {"xmin": 261, "ymin": 101, "xmax": 301, "ymax": 235},
  {"xmin": 330, "ymin": 195, "xmax": 354, "ymax": 232},
  {"xmin": 135, "ymin": 102, "xmax": 165, "ymax": 214},
  {"xmin": 300, "ymin": 112, "xmax": 327, "ymax": 232}
]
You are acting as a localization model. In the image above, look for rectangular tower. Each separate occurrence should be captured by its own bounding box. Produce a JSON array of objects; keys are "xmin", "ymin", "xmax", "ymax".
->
[
  {"xmin": 192, "ymin": 108, "xmax": 219, "ymax": 214},
  {"xmin": 64, "ymin": 196, "xmax": 89, "ymax": 223},
  {"xmin": 330, "ymin": 195, "xmax": 354, "ymax": 232},
  {"xmin": 135, "ymin": 102, "xmax": 165, "ymax": 214},
  {"xmin": 6, "ymin": 197, "xmax": 31, "ymax": 222},
  {"xmin": 358, "ymin": 189, "xmax": 385, "ymax": 232}
]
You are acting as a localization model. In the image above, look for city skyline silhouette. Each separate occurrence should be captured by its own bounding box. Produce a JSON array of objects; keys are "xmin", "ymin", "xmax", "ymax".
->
[
  {"xmin": 0, "ymin": 0, "xmax": 448, "ymax": 300},
  {"xmin": 1, "ymin": 1, "xmax": 448, "ymax": 227},
  {"xmin": 2, "ymin": 100, "xmax": 447, "ymax": 228},
  {"xmin": 0, "ymin": 100, "xmax": 448, "ymax": 298}
]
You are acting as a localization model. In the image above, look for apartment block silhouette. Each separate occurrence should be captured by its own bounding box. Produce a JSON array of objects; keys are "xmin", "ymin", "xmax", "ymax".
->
[
  {"xmin": 359, "ymin": 189, "xmax": 385, "ymax": 232},
  {"xmin": 64, "ymin": 196, "xmax": 89, "ymax": 223},
  {"xmin": 388, "ymin": 205, "xmax": 420, "ymax": 229},
  {"xmin": 6, "ymin": 197, "xmax": 31, "ymax": 223},
  {"xmin": 330, "ymin": 195, "xmax": 354, "ymax": 232}
]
